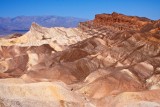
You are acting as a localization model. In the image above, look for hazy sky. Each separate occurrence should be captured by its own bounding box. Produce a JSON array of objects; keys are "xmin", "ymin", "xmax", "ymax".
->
[{"xmin": 0, "ymin": 0, "xmax": 160, "ymax": 20}]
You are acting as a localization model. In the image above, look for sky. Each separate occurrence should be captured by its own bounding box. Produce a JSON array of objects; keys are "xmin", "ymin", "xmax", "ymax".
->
[{"xmin": 0, "ymin": 0, "xmax": 160, "ymax": 20}]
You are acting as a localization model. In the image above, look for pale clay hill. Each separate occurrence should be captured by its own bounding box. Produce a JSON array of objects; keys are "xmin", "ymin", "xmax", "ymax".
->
[
  {"xmin": 0, "ymin": 12, "xmax": 160, "ymax": 107},
  {"xmin": 0, "ymin": 22, "xmax": 90, "ymax": 51}
]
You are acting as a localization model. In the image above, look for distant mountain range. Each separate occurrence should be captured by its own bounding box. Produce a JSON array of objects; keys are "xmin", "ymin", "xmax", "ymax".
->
[{"xmin": 0, "ymin": 16, "xmax": 88, "ymax": 36}]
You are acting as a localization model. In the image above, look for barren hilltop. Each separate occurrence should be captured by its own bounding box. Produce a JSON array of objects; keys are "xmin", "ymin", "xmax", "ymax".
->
[{"xmin": 0, "ymin": 12, "xmax": 160, "ymax": 107}]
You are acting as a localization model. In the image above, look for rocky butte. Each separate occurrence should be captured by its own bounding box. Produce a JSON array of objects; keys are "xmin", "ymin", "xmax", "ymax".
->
[{"xmin": 0, "ymin": 12, "xmax": 160, "ymax": 107}]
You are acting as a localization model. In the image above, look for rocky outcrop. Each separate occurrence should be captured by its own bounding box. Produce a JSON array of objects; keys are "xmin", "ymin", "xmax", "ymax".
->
[
  {"xmin": 93, "ymin": 12, "xmax": 152, "ymax": 31},
  {"xmin": 0, "ymin": 23, "xmax": 91, "ymax": 51},
  {"xmin": 0, "ymin": 13, "xmax": 160, "ymax": 107}
]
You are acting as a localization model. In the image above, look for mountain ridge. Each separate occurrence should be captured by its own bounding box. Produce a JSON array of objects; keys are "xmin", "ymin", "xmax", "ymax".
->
[{"xmin": 0, "ymin": 15, "xmax": 88, "ymax": 35}]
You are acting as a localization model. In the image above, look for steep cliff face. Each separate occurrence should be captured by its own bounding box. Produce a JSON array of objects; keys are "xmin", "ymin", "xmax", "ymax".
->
[
  {"xmin": 94, "ymin": 13, "xmax": 148, "ymax": 30},
  {"xmin": 0, "ymin": 13, "xmax": 160, "ymax": 107}
]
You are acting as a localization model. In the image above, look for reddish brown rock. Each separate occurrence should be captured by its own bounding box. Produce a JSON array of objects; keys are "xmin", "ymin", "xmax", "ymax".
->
[{"xmin": 93, "ymin": 12, "xmax": 151, "ymax": 31}]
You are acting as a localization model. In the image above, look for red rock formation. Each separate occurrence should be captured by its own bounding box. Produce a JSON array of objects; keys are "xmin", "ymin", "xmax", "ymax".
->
[{"xmin": 93, "ymin": 12, "xmax": 151, "ymax": 31}]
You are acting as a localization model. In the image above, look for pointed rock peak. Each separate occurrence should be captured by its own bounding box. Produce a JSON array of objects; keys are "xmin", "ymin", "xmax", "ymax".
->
[
  {"xmin": 31, "ymin": 22, "xmax": 40, "ymax": 27},
  {"xmin": 30, "ymin": 22, "xmax": 43, "ymax": 32}
]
